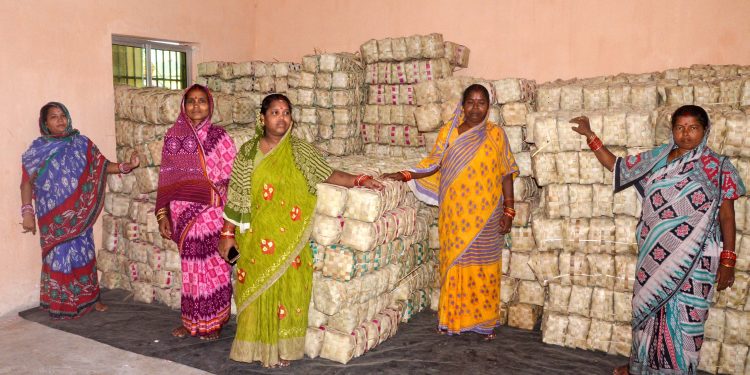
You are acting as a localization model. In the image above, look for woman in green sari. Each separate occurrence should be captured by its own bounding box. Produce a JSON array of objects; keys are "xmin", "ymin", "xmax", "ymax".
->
[{"xmin": 219, "ymin": 94, "xmax": 381, "ymax": 368}]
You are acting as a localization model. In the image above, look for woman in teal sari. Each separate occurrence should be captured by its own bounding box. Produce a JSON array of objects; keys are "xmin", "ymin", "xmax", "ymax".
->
[
  {"xmin": 571, "ymin": 105, "xmax": 744, "ymax": 374},
  {"xmin": 218, "ymin": 94, "xmax": 381, "ymax": 368}
]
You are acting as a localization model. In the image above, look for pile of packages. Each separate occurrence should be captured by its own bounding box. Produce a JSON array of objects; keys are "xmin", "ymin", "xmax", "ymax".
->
[
  {"xmin": 107, "ymin": 37, "xmax": 750, "ymax": 372},
  {"xmin": 359, "ymin": 33, "xmax": 469, "ymax": 159},
  {"xmin": 286, "ymin": 53, "xmax": 365, "ymax": 155},
  {"xmin": 303, "ymin": 156, "xmax": 440, "ymax": 363}
]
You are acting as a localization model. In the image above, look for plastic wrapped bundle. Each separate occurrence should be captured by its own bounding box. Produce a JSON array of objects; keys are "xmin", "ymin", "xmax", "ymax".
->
[
  {"xmin": 601, "ymin": 111, "xmax": 628, "ymax": 146},
  {"xmin": 532, "ymin": 217, "xmax": 564, "ymax": 251},
  {"xmin": 717, "ymin": 343, "xmax": 748, "ymax": 374},
  {"xmin": 579, "ymin": 151, "xmax": 605, "ymax": 184},
  {"xmin": 319, "ymin": 328, "xmax": 356, "ymax": 364},
  {"xmin": 531, "ymin": 153, "xmax": 559, "ymax": 186},
  {"xmin": 562, "ymin": 218, "xmax": 589, "ymax": 253},
  {"xmin": 542, "ymin": 313, "xmax": 569, "ymax": 346},
  {"xmin": 556, "ymin": 117, "xmax": 582, "ymax": 151},
  {"xmin": 536, "ymin": 85, "xmax": 561, "ymax": 112},
  {"xmin": 311, "ymin": 214, "xmax": 343, "ymax": 246},
  {"xmin": 564, "ymin": 315, "xmax": 591, "ymax": 349},
  {"xmin": 558, "ymin": 253, "xmax": 590, "ymax": 286},
  {"xmin": 612, "ymin": 255, "xmax": 636, "ymax": 293},
  {"xmin": 625, "ymin": 111, "xmax": 654, "ymax": 147},
  {"xmin": 443, "ymin": 41, "xmax": 470, "ymax": 68},
  {"xmin": 530, "ymin": 113, "xmax": 560, "ymax": 153},
  {"xmin": 586, "ymin": 217, "xmax": 615, "ymax": 253},
  {"xmin": 509, "ymin": 252, "xmax": 536, "ymax": 281},
  {"xmin": 583, "ymin": 85, "xmax": 609, "ymax": 110},
  {"xmin": 527, "ymin": 250, "xmax": 560, "ymax": 285},
  {"xmin": 507, "ymin": 303, "xmax": 541, "ymax": 330},
  {"xmin": 543, "ymin": 185, "xmax": 569, "ymax": 219},
  {"xmin": 498, "ymin": 104, "xmax": 529, "ymax": 129},
  {"xmin": 560, "ymin": 85, "xmax": 583, "ymax": 111}
]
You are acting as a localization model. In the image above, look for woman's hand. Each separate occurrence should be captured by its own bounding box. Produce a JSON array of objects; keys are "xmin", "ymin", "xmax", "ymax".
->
[
  {"xmin": 716, "ymin": 264, "xmax": 735, "ymax": 291},
  {"xmin": 218, "ymin": 236, "xmax": 237, "ymax": 261},
  {"xmin": 128, "ymin": 152, "xmax": 141, "ymax": 170},
  {"xmin": 380, "ymin": 172, "xmax": 405, "ymax": 182},
  {"xmin": 362, "ymin": 178, "xmax": 384, "ymax": 190},
  {"xmin": 22, "ymin": 213, "xmax": 36, "ymax": 234},
  {"xmin": 158, "ymin": 217, "xmax": 172, "ymax": 240},
  {"xmin": 498, "ymin": 215, "xmax": 512, "ymax": 235},
  {"xmin": 569, "ymin": 116, "xmax": 594, "ymax": 137}
]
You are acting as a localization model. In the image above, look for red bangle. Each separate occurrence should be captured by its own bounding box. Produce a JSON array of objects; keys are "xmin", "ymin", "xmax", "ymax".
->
[
  {"xmin": 720, "ymin": 261, "xmax": 735, "ymax": 269},
  {"xmin": 588, "ymin": 136, "xmax": 603, "ymax": 152},
  {"xmin": 720, "ymin": 251, "xmax": 737, "ymax": 261},
  {"xmin": 399, "ymin": 170, "xmax": 412, "ymax": 182},
  {"xmin": 355, "ymin": 174, "xmax": 372, "ymax": 187}
]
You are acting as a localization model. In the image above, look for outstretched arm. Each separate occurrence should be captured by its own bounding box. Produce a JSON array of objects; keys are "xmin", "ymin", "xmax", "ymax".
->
[
  {"xmin": 570, "ymin": 116, "xmax": 617, "ymax": 172},
  {"xmin": 325, "ymin": 170, "xmax": 383, "ymax": 190}
]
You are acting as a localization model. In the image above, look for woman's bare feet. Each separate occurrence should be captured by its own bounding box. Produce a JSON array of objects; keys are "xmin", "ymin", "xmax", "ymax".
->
[
  {"xmin": 483, "ymin": 332, "xmax": 497, "ymax": 342},
  {"xmin": 199, "ymin": 330, "xmax": 221, "ymax": 341},
  {"xmin": 94, "ymin": 302, "xmax": 108, "ymax": 312},
  {"xmin": 171, "ymin": 326, "xmax": 189, "ymax": 338},
  {"xmin": 263, "ymin": 360, "xmax": 290, "ymax": 368},
  {"xmin": 613, "ymin": 364, "xmax": 629, "ymax": 375}
]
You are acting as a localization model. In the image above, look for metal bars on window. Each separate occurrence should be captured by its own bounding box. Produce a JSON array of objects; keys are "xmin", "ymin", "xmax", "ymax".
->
[{"xmin": 112, "ymin": 36, "xmax": 191, "ymax": 90}]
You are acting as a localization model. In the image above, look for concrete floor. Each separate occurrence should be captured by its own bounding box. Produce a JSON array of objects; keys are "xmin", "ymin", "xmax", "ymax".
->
[{"xmin": 0, "ymin": 315, "xmax": 209, "ymax": 375}]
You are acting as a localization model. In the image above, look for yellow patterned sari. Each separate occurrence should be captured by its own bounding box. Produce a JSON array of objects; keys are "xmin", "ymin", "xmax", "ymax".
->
[{"xmin": 408, "ymin": 116, "xmax": 518, "ymax": 334}]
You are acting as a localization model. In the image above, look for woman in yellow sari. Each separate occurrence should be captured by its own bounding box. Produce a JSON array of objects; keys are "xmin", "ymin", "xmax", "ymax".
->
[{"xmin": 384, "ymin": 84, "xmax": 519, "ymax": 340}]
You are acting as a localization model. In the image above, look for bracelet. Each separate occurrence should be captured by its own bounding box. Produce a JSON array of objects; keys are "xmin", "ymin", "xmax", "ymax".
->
[
  {"xmin": 720, "ymin": 251, "xmax": 737, "ymax": 261},
  {"xmin": 155, "ymin": 208, "xmax": 169, "ymax": 221},
  {"xmin": 220, "ymin": 230, "xmax": 235, "ymax": 237},
  {"xmin": 118, "ymin": 163, "xmax": 133, "ymax": 174},
  {"xmin": 398, "ymin": 170, "xmax": 413, "ymax": 182},
  {"xmin": 588, "ymin": 135, "xmax": 603, "ymax": 152},
  {"xmin": 355, "ymin": 174, "xmax": 373, "ymax": 187},
  {"xmin": 719, "ymin": 261, "xmax": 735, "ymax": 269},
  {"xmin": 503, "ymin": 206, "xmax": 516, "ymax": 219},
  {"xmin": 21, "ymin": 204, "xmax": 35, "ymax": 217}
]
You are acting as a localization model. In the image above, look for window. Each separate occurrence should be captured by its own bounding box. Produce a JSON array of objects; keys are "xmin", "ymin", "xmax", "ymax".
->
[{"xmin": 112, "ymin": 36, "xmax": 192, "ymax": 89}]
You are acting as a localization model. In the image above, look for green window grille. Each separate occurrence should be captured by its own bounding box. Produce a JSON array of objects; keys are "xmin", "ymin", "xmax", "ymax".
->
[{"xmin": 112, "ymin": 36, "xmax": 191, "ymax": 90}]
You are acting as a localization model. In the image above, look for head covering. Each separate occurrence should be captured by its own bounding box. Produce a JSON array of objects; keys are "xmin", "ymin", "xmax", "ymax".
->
[
  {"xmin": 38, "ymin": 102, "xmax": 77, "ymax": 137},
  {"xmin": 155, "ymin": 84, "xmax": 221, "ymax": 216}
]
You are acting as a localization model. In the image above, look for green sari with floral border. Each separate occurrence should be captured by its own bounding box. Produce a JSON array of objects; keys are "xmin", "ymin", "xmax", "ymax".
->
[{"xmin": 224, "ymin": 129, "xmax": 331, "ymax": 366}]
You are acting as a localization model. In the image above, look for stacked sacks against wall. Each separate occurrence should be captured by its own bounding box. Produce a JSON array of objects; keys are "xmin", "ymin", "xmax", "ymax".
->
[
  {"xmin": 360, "ymin": 33, "xmax": 468, "ymax": 159},
  {"xmin": 286, "ymin": 53, "xmax": 365, "ymax": 156},
  {"xmin": 525, "ymin": 67, "xmax": 750, "ymax": 374},
  {"xmin": 196, "ymin": 60, "xmax": 300, "ymax": 142},
  {"xmin": 102, "ymin": 86, "xmax": 188, "ymax": 308},
  {"xmin": 304, "ymin": 155, "xmax": 440, "ymax": 364}
]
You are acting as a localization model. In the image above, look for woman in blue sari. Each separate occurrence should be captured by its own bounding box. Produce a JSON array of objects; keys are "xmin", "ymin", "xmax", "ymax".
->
[
  {"xmin": 21, "ymin": 102, "xmax": 139, "ymax": 319},
  {"xmin": 571, "ymin": 105, "xmax": 744, "ymax": 374}
]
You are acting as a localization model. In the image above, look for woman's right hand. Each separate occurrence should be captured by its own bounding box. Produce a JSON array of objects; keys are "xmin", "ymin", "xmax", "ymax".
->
[
  {"xmin": 380, "ymin": 172, "xmax": 405, "ymax": 182},
  {"xmin": 218, "ymin": 236, "xmax": 237, "ymax": 261},
  {"xmin": 22, "ymin": 213, "xmax": 36, "ymax": 235},
  {"xmin": 569, "ymin": 116, "xmax": 594, "ymax": 137},
  {"xmin": 158, "ymin": 217, "xmax": 172, "ymax": 240}
]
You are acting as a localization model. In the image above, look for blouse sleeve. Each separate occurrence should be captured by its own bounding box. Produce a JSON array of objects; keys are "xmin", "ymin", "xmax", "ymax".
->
[{"xmin": 720, "ymin": 159, "xmax": 746, "ymax": 200}]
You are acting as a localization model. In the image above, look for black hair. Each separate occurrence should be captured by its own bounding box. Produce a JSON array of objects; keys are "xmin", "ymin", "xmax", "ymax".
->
[
  {"xmin": 40, "ymin": 102, "xmax": 64, "ymax": 122},
  {"xmin": 671, "ymin": 105, "xmax": 709, "ymax": 129},
  {"xmin": 260, "ymin": 94, "xmax": 292, "ymax": 114},
  {"xmin": 462, "ymin": 83, "xmax": 490, "ymax": 104}
]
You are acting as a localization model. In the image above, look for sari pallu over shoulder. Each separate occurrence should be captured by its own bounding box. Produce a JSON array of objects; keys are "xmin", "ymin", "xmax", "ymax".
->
[
  {"xmin": 230, "ymin": 132, "xmax": 324, "ymax": 313},
  {"xmin": 156, "ymin": 84, "xmax": 224, "ymax": 243},
  {"xmin": 615, "ymin": 139, "xmax": 745, "ymax": 329},
  {"xmin": 22, "ymin": 134, "xmax": 108, "ymax": 258}
]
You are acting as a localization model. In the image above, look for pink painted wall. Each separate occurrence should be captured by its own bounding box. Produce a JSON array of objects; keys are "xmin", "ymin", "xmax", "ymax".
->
[
  {"xmin": 250, "ymin": 0, "xmax": 750, "ymax": 82},
  {"xmin": 0, "ymin": 0, "xmax": 255, "ymax": 317},
  {"xmin": 2, "ymin": 0, "xmax": 749, "ymax": 317}
]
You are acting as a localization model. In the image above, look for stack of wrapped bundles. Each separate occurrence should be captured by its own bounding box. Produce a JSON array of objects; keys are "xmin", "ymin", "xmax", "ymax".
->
[
  {"xmin": 359, "ymin": 33, "xmax": 469, "ymax": 159},
  {"xmin": 304, "ymin": 155, "xmax": 441, "ymax": 364},
  {"xmin": 522, "ymin": 66, "xmax": 750, "ymax": 374},
  {"xmin": 286, "ymin": 53, "xmax": 365, "ymax": 156},
  {"xmin": 196, "ymin": 60, "xmax": 300, "ymax": 97},
  {"xmin": 102, "ymin": 85, "xmax": 191, "ymax": 309}
]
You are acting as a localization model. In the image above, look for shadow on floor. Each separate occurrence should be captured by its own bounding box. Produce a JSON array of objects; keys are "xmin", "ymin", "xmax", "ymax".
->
[{"xmin": 20, "ymin": 289, "xmax": 628, "ymax": 374}]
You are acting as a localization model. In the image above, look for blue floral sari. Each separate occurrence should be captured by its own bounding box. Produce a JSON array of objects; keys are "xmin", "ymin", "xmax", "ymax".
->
[{"xmin": 614, "ymin": 130, "xmax": 744, "ymax": 374}]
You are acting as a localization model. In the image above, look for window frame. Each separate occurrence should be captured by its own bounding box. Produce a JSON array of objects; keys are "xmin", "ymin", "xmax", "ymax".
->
[{"xmin": 112, "ymin": 35, "xmax": 193, "ymax": 89}]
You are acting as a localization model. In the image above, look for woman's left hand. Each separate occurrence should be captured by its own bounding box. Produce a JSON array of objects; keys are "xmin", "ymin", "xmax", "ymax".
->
[
  {"xmin": 361, "ymin": 178, "xmax": 384, "ymax": 191},
  {"xmin": 716, "ymin": 264, "xmax": 735, "ymax": 291},
  {"xmin": 498, "ymin": 215, "xmax": 512, "ymax": 235}
]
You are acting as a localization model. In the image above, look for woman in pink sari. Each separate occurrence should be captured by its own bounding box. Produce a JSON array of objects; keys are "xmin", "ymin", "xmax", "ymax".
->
[{"xmin": 156, "ymin": 84, "xmax": 237, "ymax": 341}]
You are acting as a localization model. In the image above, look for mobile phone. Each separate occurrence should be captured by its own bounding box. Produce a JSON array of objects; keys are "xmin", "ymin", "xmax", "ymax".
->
[{"xmin": 227, "ymin": 246, "xmax": 240, "ymax": 265}]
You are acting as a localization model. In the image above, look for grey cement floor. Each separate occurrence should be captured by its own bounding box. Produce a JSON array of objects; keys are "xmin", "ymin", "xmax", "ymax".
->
[{"xmin": 0, "ymin": 314, "xmax": 209, "ymax": 375}]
